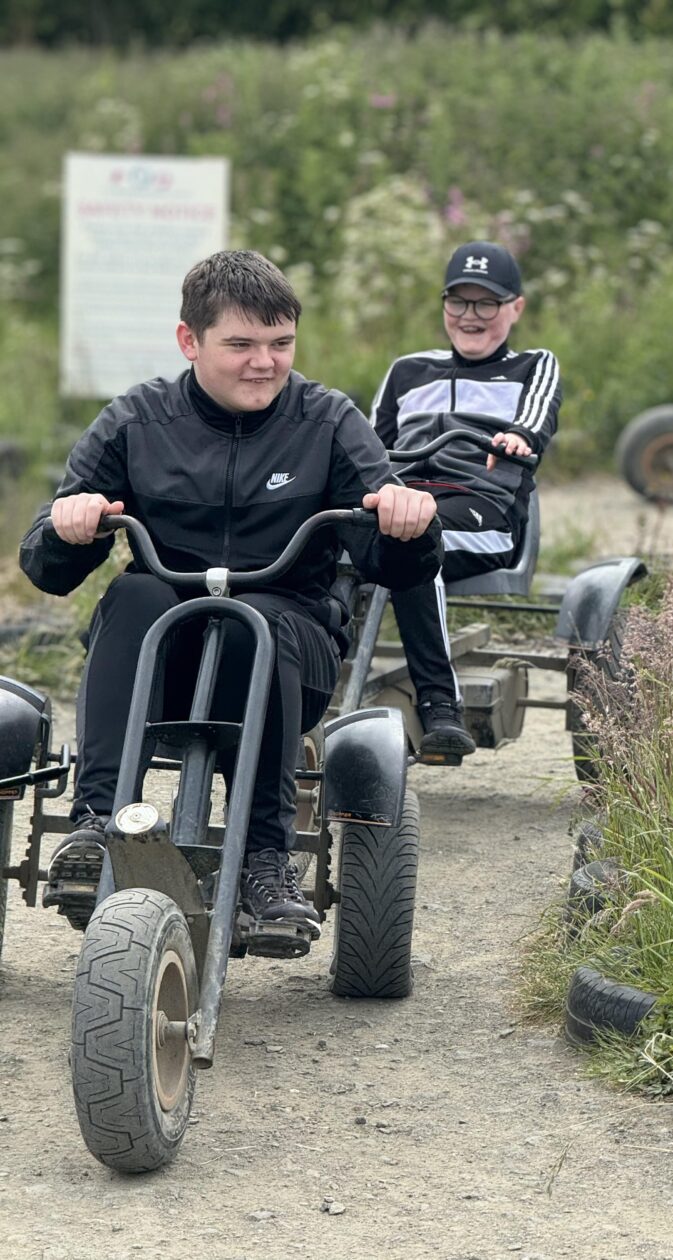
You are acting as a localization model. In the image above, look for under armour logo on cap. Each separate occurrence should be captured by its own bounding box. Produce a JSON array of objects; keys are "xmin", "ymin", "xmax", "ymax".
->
[{"xmin": 443, "ymin": 240, "xmax": 523, "ymax": 299}]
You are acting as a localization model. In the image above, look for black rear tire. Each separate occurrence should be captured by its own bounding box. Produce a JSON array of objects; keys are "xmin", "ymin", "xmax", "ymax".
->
[
  {"xmin": 331, "ymin": 789, "xmax": 419, "ymax": 999},
  {"xmin": 71, "ymin": 889, "xmax": 198, "ymax": 1172},
  {"xmin": 565, "ymin": 965, "xmax": 657, "ymax": 1048},
  {"xmin": 616, "ymin": 406, "xmax": 673, "ymax": 503},
  {"xmin": 0, "ymin": 801, "xmax": 12, "ymax": 959}
]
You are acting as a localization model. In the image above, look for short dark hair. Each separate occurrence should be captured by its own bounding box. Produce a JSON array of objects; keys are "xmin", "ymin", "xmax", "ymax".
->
[{"xmin": 180, "ymin": 250, "xmax": 302, "ymax": 341}]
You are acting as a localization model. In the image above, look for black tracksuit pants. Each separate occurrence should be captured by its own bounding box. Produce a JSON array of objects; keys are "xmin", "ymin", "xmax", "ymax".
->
[
  {"xmin": 391, "ymin": 492, "xmax": 521, "ymax": 703},
  {"xmin": 72, "ymin": 573, "xmax": 341, "ymax": 853}
]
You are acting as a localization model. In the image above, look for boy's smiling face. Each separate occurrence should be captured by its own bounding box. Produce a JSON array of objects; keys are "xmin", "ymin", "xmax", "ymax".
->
[
  {"xmin": 443, "ymin": 283, "xmax": 525, "ymax": 360},
  {"xmin": 177, "ymin": 309, "xmax": 296, "ymax": 411}
]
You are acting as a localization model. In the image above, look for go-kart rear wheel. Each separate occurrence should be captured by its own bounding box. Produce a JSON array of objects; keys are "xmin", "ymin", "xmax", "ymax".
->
[
  {"xmin": 616, "ymin": 405, "xmax": 673, "ymax": 502},
  {"xmin": 331, "ymin": 789, "xmax": 420, "ymax": 999},
  {"xmin": 0, "ymin": 801, "xmax": 13, "ymax": 959},
  {"xmin": 71, "ymin": 888, "xmax": 197, "ymax": 1173}
]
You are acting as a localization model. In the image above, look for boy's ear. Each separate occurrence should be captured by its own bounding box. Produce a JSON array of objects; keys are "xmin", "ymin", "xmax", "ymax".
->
[
  {"xmin": 511, "ymin": 295, "xmax": 526, "ymax": 322},
  {"xmin": 176, "ymin": 321, "xmax": 198, "ymax": 361}
]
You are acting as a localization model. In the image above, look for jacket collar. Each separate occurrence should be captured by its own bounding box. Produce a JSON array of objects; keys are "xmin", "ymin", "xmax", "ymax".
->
[
  {"xmin": 188, "ymin": 368, "xmax": 285, "ymax": 434},
  {"xmin": 451, "ymin": 340, "xmax": 510, "ymax": 369}
]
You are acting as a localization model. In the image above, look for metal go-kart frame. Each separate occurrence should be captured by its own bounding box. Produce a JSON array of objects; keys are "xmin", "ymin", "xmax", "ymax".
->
[
  {"xmin": 329, "ymin": 415, "xmax": 647, "ymax": 777},
  {"xmin": 0, "ymin": 506, "xmax": 422, "ymax": 1173}
]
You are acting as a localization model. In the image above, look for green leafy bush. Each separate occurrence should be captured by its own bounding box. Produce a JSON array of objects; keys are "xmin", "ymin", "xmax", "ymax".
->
[{"xmin": 3, "ymin": 26, "xmax": 673, "ymax": 553}]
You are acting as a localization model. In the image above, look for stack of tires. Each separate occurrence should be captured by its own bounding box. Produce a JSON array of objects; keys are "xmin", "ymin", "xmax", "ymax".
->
[{"xmin": 563, "ymin": 821, "xmax": 657, "ymax": 1049}]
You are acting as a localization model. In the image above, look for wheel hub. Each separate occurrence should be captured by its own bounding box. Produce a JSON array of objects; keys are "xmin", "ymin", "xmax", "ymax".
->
[{"xmin": 152, "ymin": 950, "xmax": 191, "ymax": 1111}]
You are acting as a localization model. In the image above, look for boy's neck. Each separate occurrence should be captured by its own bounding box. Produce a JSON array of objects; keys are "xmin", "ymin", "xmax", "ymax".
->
[{"xmin": 451, "ymin": 340, "xmax": 509, "ymax": 368}]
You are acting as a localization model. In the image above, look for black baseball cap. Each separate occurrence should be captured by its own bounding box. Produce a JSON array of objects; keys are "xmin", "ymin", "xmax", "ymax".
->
[{"xmin": 442, "ymin": 241, "xmax": 523, "ymax": 299}]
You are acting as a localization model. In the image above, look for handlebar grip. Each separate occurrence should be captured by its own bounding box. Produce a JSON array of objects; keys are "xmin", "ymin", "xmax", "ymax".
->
[
  {"xmin": 494, "ymin": 447, "xmax": 538, "ymax": 470},
  {"xmin": 97, "ymin": 514, "xmax": 125, "ymax": 533},
  {"xmin": 349, "ymin": 508, "xmax": 378, "ymax": 527}
]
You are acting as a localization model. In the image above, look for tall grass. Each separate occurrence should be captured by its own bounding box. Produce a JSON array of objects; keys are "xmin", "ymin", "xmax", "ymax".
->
[{"xmin": 521, "ymin": 583, "xmax": 673, "ymax": 1094}]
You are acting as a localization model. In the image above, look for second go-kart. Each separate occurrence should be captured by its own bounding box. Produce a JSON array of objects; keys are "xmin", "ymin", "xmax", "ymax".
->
[
  {"xmin": 0, "ymin": 507, "xmax": 420, "ymax": 1173},
  {"xmin": 330, "ymin": 418, "xmax": 646, "ymax": 780}
]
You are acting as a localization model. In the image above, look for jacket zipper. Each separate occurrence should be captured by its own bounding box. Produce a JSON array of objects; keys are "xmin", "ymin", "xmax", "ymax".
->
[{"xmin": 222, "ymin": 416, "xmax": 242, "ymax": 564}]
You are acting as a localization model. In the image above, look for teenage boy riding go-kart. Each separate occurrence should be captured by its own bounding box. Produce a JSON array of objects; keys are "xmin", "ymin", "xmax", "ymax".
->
[
  {"xmin": 332, "ymin": 422, "xmax": 645, "ymax": 774},
  {"xmin": 0, "ymin": 249, "xmax": 440, "ymax": 1172},
  {"xmin": 1, "ymin": 504, "xmax": 425, "ymax": 1171}
]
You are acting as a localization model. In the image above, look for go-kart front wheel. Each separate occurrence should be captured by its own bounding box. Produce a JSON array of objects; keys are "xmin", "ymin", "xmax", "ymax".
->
[{"xmin": 71, "ymin": 889, "xmax": 198, "ymax": 1173}]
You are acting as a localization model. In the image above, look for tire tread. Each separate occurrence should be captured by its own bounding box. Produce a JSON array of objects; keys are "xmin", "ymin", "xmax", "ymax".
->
[
  {"xmin": 71, "ymin": 888, "xmax": 197, "ymax": 1172},
  {"xmin": 331, "ymin": 790, "xmax": 420, "ymax": 999},
  {"xmin": 565, "ymin": 964, "xmax": 657, "ymax": 1048}
]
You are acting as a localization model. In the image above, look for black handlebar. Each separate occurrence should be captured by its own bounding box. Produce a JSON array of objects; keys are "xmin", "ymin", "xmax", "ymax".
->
[
  {"xmin": 386, "ymin": 414, "xmax": 538, "ymax": 471},
  {"xmin": 96, "ymin": 507, "xmax": 376, "ymax": 591}
]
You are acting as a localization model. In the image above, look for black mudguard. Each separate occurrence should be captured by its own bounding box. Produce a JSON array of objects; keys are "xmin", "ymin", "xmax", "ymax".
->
[
  {"xmin": 0, "ymin": 676, "xmax": 50, "ymax": 786},
  {"xmin": 554, "ymin": 557, "xmax": 647, "ymax": 650},
  {"xmin": 324, "ymin": 706, "xmax": 407, "ymax": 829}
]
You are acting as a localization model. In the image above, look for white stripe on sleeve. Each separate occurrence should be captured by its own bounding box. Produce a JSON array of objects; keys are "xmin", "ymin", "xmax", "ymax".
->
[
  {"xmin": 441, "ymin": 527, "xmax": 514, "ymax": 556},
  {"xmin": 518, "ymin": 350, "xmax": 559, "ymax": 433}
]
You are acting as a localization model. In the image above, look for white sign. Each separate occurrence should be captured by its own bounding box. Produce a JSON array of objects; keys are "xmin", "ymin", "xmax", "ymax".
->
[{"xmin": 60, "ymin": 152, "xmax": 229, "ymax": 398}]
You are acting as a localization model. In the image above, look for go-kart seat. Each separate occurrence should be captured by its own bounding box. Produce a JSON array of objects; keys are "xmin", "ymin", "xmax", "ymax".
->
[{"xmin": 442, "ymin": 489, "xmax": 540, "ymax": 598}]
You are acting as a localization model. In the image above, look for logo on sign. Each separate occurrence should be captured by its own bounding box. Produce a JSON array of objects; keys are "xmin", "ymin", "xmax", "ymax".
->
[{"xmin": 109, "ymin": 166, "xmax": 174, "ymax": 193}]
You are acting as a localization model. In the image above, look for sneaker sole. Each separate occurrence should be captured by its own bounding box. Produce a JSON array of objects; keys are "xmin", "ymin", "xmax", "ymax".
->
[
  {"xmin": 239, "ymin": 896, "xmax": 322, "ymax": 942},
  {"xmin": 418, "ymin": 732, "xmax": 476, "ymax": 762},
  {"xmin": 42, "ymin": 840, "xmax": 104, "ymax": 931}
]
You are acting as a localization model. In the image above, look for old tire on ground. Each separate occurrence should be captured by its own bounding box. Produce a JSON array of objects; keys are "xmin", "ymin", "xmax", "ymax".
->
[
  {"xmin": 565, "ymin": 964, "xmax": 657, "ymax": 1048},
  {"xmin": 571, "ymin": 819, "xmax": 604, "ymax": 872},
  {"xmin": 568, "ymin": 611, "xmax": 628, "ymax": 783},
  {"xmin": 565, "ymin": 858, "xmax": 625, "ymax": 938},
  {"xmin": 616, "ymin": 405, "xmax": 673, "ymax": 503},
  {"xmin": 0, "ymin": 801, "xmax": 12, "ymax": 958},
  {"xmin": 71, "ymin": 888, "xmax": 198, "ymax": 1173},
  {"xmin": 567, "ymin": 858, "xmax": 622, "ymax": 916},
  {"xmin": 331, "ymin": 789, "xmax": 419, "ymax": 999}
]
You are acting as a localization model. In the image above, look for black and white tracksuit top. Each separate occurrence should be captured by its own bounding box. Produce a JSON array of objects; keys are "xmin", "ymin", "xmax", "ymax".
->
[
  {"xmin": 370, "ymin": 341, "xmax": 561, "ymax": 522},
  {"xmin": 19, "ymin": 369, "xmax": 441, "ymax": 650}
]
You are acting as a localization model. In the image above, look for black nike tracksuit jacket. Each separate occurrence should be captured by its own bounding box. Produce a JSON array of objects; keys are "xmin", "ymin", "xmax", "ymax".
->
[{"xmin": 20, "ymin": 368, "xmax": 442, "ymax": 649}]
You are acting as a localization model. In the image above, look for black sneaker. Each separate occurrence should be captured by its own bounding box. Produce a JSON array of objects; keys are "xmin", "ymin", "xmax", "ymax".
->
[
  {"xmin": 418, "ymin": 698, "xmax": 476, "ymax": 760},
  {"xmin": 42, "ymin": 808, "xmax": 108, "ymax": 931},
  {"xmin": 240, "ymin": 848, "xmax": 321, "ymax": 940}
]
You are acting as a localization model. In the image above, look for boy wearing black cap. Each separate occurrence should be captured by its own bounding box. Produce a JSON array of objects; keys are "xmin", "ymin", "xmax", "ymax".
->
[{"xmin": 370, "ymin": 240, "xmax": 561, "ymax": 759}]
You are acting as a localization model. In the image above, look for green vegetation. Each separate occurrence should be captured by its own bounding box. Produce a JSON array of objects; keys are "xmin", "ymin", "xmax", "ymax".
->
[
  {"xmin": 3, "ymin": 25, "xmax": 673, "ymax": 553},
  {"xmin": 4, "ymin": 0, "xmax": 673, "ymax": 47},
  {"xmin": 521, "ymin": 584, "xmax": 673, "ymax": 1094}
]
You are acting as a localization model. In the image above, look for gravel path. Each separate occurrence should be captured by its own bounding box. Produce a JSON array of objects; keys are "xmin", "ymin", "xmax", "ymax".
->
[{"xmin": 1, "ymin": 476, "xmax": 672, "ymax": 1260}]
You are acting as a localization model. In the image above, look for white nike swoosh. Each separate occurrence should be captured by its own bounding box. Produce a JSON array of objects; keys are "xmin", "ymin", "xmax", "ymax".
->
[{"xmin": 266, "ymin": 476, "xmax": 296, "ymax": 490}]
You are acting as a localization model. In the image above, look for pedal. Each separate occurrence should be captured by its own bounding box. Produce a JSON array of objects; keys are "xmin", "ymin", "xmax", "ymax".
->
[
  {"xmin": 242, "ymin": 918, "xmax": 314, "ymax": 959},
  {"xmin": 42, "ymin": 880, "xmax": 97, "ymax": 931},
  {"xmin": 416, "ymin": 750, "xmax": 464, "ymax": 767}
]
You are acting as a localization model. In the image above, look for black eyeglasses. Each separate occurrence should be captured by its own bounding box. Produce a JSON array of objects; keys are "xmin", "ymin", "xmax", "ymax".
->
[{"xmin": 442, "ymin": 293, "xmax": 516, "ymax": 321}]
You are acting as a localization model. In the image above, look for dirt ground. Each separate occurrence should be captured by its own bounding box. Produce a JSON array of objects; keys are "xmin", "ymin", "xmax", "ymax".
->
[{"xmin": 1, "ymin": 476, "xmax": 673, "ymax": 1260}]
